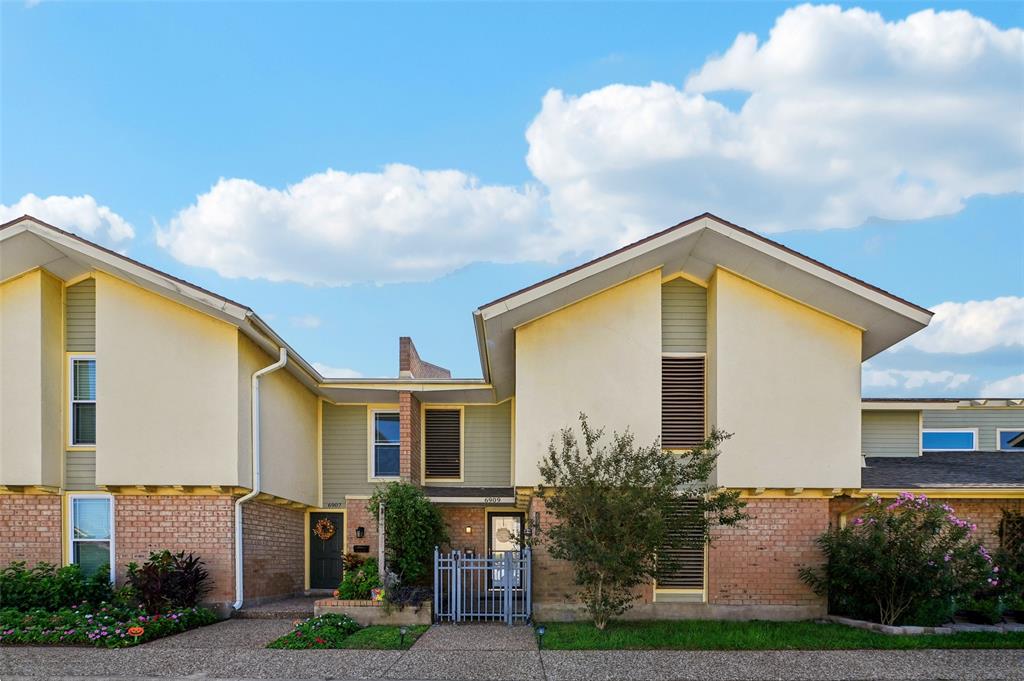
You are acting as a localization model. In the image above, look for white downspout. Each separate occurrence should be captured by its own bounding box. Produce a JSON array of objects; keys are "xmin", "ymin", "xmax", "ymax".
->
[{"xmin": 233, "ymin": 347, "xmax": 287, "ymax": 611}]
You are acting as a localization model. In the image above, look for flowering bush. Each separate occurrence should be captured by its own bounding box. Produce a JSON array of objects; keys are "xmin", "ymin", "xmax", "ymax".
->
[
  {"xmin": 267, "ymin": 614, "xmax": 362, "ymax": 649},
  {"xmin": 0, "ymin": 602, "xmax": 216, "ymax": 648},
  {"xmin": 800, "ymin": 493, "xmax": 998, "ymax": 626},
  {"xmin": 336, "ymin": 557, "xmax": 382, "ymax": 600}
]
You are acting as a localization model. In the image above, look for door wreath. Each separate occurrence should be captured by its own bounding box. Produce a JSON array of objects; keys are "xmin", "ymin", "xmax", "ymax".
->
[{"xmin": 313, "ymin": 518, "xmax": 336, "ymax": 542}]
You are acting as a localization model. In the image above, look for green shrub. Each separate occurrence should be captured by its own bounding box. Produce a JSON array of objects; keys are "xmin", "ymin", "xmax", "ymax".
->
[
  {"xmin": 0, "ymin": 603, "xmax": 217, "ymax": 648},
  {"xmin": 337, "ymin": 558, "xmax": 382, "ymax": 600},
  {"xmin": 994, "ymin": 510, "xmax": 1024, "ymax": 614},
  {"xmin": 125, "ymin": 550, "xmax": 210, "ymax": 614},
  {"xmin": 369, "ymin": 482, "xmax": 447, "ymax": 585},
  {"xmin": 0, "ymin": 562, "xmax": 113, "ymax": 611},
  {"xmin": 267, "ymin": 614, "xmax": 362, "ymax": 649},
  {"xmin": 800, "ymin": 493, "xmax": 997, "ymax": 626}
]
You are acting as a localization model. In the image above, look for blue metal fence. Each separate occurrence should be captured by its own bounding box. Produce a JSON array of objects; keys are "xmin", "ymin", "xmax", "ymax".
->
[{"xmin": 433, "ymin": 547, "xmax": 531, "ymax": 624}]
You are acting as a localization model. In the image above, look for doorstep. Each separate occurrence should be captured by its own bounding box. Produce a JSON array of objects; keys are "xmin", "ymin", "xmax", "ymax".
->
[
  {"xmin": 315, "ymin": 597, "xmax": 432, "ymax": 625},
  {"xmin": 235, "ymin": 595, "xmax": 318, "ymax": 619}
]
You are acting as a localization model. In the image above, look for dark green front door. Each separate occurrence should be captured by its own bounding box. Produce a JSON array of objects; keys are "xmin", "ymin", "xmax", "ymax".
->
[{"xmin": 309, "ymin": 512, "xmax": 344, "ymax": 590}]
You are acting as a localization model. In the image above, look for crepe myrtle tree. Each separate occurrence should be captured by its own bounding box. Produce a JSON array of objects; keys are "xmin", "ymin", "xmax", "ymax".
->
[{"xmin": 535, "ymin": 414, "xmax": 746, "ymax": 629}]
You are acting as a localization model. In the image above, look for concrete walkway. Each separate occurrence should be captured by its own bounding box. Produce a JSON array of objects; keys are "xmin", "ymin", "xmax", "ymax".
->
[{"xmin": 1, "ymin": 620, "xmax": 1022, "ymax": 680}]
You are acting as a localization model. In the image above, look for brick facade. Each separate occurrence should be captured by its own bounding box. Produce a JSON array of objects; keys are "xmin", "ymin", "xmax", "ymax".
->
[
  {"xmin": 0, "ymin": 493, "xmax": 62, "ymax": 567},
  {"xmin": 114, "ymin": 494, "xmax": 236, "ymax": 604},
  {"xmin": 438, "ymin": 504, "xmax": 487, "ymax": 556},
  {"xmin": 399, "ymin": 391, "xmax": 422, "ymax": 484},
  {"xmin": 345, "ymin": 498, "xmax": 380, "ymax": 558},
  {"xmin": 241, "ymin": 500, "xmax": 305, "ymax": 604}
]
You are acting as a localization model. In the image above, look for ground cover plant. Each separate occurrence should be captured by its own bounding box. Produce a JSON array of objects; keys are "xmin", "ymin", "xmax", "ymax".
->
[
  {"xmin": 266, "ymin": 614, "xmax": 426, "ymax": 650},
  {"xmin": 537, "ymin": 620, "xmax": 1024, "ymax": 650},
  {"xmin": 536, "ymin": 414, "xmax": 746, "ymax": 629},
  {"xmin": 800, "ymin": 493, "xmax": 1000, "ymax": 626},
  {"xmin": 0, "ymin": 603, "xmax": 217, "ymax": 648}
]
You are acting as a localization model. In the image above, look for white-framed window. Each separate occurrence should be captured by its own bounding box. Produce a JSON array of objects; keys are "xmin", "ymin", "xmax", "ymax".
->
[
  {"xmin": 69, "ymin": 356, "xmax": 96, "ymax": 446},
  {"xmin": 996, "ymin": 428, "xmax": 1024, "ymax": 451},
  {"xmin": 372, "ymin": 411, "xmax": 401, "ymax": 478},
  {"xmin": 68, "ymin": 494, "xmax": 114, "ymax": 581},
  {"xmin": 922, "ymin": 428, "xmax": 978, "ymax": 452}
]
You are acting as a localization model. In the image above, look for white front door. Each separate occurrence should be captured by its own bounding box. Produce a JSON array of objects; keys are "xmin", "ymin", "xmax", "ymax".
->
[{"xmin": 488, "ymin": 513, "xmax": 523, "ymax": 588}]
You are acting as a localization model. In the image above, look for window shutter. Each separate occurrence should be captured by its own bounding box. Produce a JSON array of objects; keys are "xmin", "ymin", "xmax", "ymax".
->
[
  {"xmin": 425, "ymin": 409, "xmax": 461, "ymax": 479},
  {"xmin": 656, "ymin": 499, "xmax": 705, "ymax": 590},
  {"xmin": 662, "ymin": 356, "xmax": 705, "ymax": 448}
]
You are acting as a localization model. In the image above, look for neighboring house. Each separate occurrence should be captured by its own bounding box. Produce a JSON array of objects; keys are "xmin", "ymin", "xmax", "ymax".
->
[{"xmin": 1, "ymin": 213, "xmax": 1020, "ymax": 621}]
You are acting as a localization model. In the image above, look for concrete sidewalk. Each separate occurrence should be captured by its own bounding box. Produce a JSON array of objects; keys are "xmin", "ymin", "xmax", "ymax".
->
[{"xmin": 1, "ymin": 621, "xmax": 1022, "ymax": 680}]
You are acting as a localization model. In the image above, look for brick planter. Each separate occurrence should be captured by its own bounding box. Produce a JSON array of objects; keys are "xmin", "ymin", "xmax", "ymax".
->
[{"xmin": 314, "ymin": 598, "xmax": 432, "ymax": 625}]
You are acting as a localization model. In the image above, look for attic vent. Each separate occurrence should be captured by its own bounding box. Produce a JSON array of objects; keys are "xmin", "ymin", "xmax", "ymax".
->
[
  {"xmin": 425, "ymin": 409, "xmax": 461, "ymax": 479},
  {"xmin": 656, "ymin": 499, "xmax": 705, "ymax": 590},
  {"xmin": 662, "ymin": 356, "xmax": 706, "ymax": 449}
]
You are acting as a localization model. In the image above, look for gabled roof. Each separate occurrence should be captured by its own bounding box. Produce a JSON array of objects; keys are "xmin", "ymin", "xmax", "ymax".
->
[{"xmin": 475, "ymin": 213, "xmax": 934, "ymax": 400}]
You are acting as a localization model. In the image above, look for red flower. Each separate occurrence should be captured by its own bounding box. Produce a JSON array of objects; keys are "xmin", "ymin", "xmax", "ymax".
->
[{"xmin": 315, "ymin": 637, "xmax": 326, "ymax": 644}]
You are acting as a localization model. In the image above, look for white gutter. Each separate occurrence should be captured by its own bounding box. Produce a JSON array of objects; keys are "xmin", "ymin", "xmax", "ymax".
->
[{"xmin": 233, "ymin": 347, "xmax": 288, "ymax": 611}]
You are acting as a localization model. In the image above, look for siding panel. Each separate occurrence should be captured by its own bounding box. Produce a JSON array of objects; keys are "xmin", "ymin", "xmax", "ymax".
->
[
  {"xmin": 862, "ymin": 411, "xmax": 920, "ymax": 457},
  {"xmin": 322, "ymin": 404, "xmax": 372, "ymax": 503},
  {"xmin": 429, "ymin": 402, "xmax": 511, "ymax": 488},
  {"xmin": 65, "ymin": 279, "xmax": 96, "ymax": 352},
  {"xmin": 923, "ymin": 408, "xmax": 1024, "ymax": 451},
  {"xmin": 64, "ymin": 450, "xmax": 98, "ymax": 490},
  {"xmin": 662, "ymin": 278, "xmax": 706, "ymax": 353}
]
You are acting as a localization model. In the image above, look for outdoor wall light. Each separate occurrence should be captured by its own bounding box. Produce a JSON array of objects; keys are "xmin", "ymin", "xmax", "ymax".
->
[
  {"xmin": 355, "ymin": 527, "xmax": 365, "ymax": 539},
  {"xmin": 465, "ymin": 525, "xmax": 473, "ymax": 534}
]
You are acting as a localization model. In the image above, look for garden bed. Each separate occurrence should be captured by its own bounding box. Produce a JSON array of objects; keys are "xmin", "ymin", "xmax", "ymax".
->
[
  {"xmin": 536, "ymin": 620, "xmax": 1024, "ymax": 650},
  {"xmin": 267, "ymin": 614, "xmax": 427, "ymax": 649},
  {"xmin": 314, "ymin": 598, "xmax": 431, "ymax": 625},
  {"xmin": 0, "ymin": 604, "xmax": 218, "ymax": 647}
]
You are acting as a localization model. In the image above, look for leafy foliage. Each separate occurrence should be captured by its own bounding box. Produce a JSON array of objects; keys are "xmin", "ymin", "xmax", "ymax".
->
[
  {"xmin": 0, "ymin": 562, "xmax": 113, "ymax": 611},
  {"xmin": 995, "ymin": 509, "xmax": 1024, "ymax": 614},
  {"xmin": 267, "ymin": 614, "xmax": 362, "ymax": 649},
  {"xmin": 336, "ymin": 557, "xmax": 382, "ymax": 600},
  {"xmin": 125, "ymin": 550, "xmax": 210, "ymax": 614},
  {"xmin": 800, "ymin": 494, "xmax": 998, "ymax": 626},
  {"xmin": 0, "ymin": 603, "xmax": 216, "ymax": 648},
  {"xmin": 369, "ymin": 482, "xmax": 448, "ymax": 585},
  {"xmin": 536, "ymin": 414, "xmax": 747, "ymax": 629}
]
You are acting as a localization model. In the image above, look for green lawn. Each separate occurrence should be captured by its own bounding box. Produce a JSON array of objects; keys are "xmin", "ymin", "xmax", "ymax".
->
[
  {"xmin": 340, "ymin": 625, "xmax": 429, "ymax": 649},
  {"xmin": 537, "ymin": 620, "xmax": 1024, "ymax": 650}
]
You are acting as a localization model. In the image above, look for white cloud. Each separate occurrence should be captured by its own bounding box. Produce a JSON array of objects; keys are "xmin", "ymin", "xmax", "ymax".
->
[
  {"xmin": 981, "ymin": 373, "xmax": 1024, "ymax": 397},
  {"xmin": 157, "ymin": 165, "xmax": 549, "ymax": 285},
  {"xmin": 902, "ymin": 297, "xmax": 1024, "ymax": 354},
  {"xmin": 312, "ymin": 362, "xmax": 363, "ymax": 379},
  {"xmin": 1, "ymin": 194, "xmax": 135, "ymax": 245},
  {"xmin": 526, "ymin": 4, "xmax": 1023, "ymax": 239},
  {"xmin": 863, "ymin": 365, "xmax": 971, "ymax": 391},
  {"xmin": 290, "ymin": 314, "xmax": 322, "ymax": 329}
]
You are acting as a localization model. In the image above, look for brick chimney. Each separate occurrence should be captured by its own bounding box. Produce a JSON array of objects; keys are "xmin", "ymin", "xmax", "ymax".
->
[
  {"xmin": 397, "ymin": 338, "xmax": 450, "ymax": 485},
  {"xmin": 398, "ymin": 337, "xmax": 451, "ymax": 379}
]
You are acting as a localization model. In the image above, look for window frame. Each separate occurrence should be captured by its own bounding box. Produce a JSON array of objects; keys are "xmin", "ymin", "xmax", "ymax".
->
[
  {"xmin": 369, "ymin": 409, "xmax": 401, "ymax": 480},
  {"xmin": 421, "ymin": 404, "xmax": 465, "ymax": 483},
  {"xmin": 921, "ymin": 428, "xmax": 978, "ymax": 452},
  {"xmin": 66, "ymin": 493, "xmax": 115, "ymax": 583},
  {"xmin": 68, "ymin": 354, "xmax": 97, "ymax": 449},
  {"xmin": 996, "ymin": 428, "xmax": 1024, "ymax": 452}
]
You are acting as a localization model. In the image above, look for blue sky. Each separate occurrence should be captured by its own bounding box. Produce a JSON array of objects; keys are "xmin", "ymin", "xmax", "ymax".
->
[{"xmin": 2, "ymin": 1, "xmax": 1022, "ymax": 394}]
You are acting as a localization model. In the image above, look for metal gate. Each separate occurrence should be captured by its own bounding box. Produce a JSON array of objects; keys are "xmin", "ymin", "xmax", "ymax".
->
[{"xmin": 433, "ymin": 547, "xmax": 531, "ymax": 624}]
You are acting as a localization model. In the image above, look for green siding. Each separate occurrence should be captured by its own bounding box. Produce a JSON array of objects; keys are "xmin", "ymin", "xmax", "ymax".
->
[
  {"xmin": 426, "ymin": 402, "xmax": 512, "ymax": 488},
  {"xmin": 322, "ymin": 404, "xmax": 372, "ymax": 503},
  {"xmin": 862, "ymin": 411, "xmax": 920, "ymax": 457},
  {"xmin": 662, "ymin": 278, "xmax": 706, "ymax": 353},
  {"xmin": 65, "ymin": 279, "xmax": 96, "ymax": 352},
  {"xmin": 64, "ymin": 450, "xmax": 98, "ymax": 490},
  {"xmin": 923, "ymin": 407, "xmax": 1024, "ymax": 451}
]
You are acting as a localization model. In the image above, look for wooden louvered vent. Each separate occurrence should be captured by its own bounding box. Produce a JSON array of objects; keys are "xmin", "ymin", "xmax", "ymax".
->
[
  {"xmin": 662, "ymin": 356, "xmax": 705, "ymax": 449},
  {"xmin": 656, "ymin": 499, "xmax": 705, "ymax": 590},
  {"xmin": 425, "ymin": 409, "xmax": 461, "ymax": 479}
]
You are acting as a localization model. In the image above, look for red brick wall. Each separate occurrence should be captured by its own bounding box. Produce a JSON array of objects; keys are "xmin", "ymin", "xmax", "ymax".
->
[
  {"xmin": 399, "ymin": 391, "xmax": 422, "ymax": 484},
  {"xmin": 346, "ymin": 498, "xmax": 379, "ymax": 559},
  {"xmin": 242, "ymin": 501, "xmax": 304, "ymax": 603},
  {"xmin": 438, "ymin": 505, "xmax": 486, "ymax": 556},
  {"xmin": 0, "ymin": 494, "xmax": 62, "ymax": 567},
  {"xmin": 707, "ymin": 498, "xmax": 828, "ymax": 607},
  {"xmin": 114, "ymin": 495, "xmax": 235, "ymax": 604},
  {"xmin": 528, "ymin": 496, "xmax": 579, "ymax": 604}
]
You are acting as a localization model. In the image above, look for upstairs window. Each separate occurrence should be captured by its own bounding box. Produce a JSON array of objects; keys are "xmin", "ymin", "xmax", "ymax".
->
[
  {"xmin": 922, "ymin": 429, "xmax": 977, "ymax": 452},
  {"xmin": 372, "ymin": 412, "xmax": 400, "ymax": 478},
  {"xmin": 70, "ymin": 357, "xmax": 96, "ymax": 446},
  {"xmin": 997, "ymin": 429, "xmax": 1024, "ymax": 451},
  {"xmin": 424, "ymin": 408, "xmax": 462, "ymax": 480},
  {"xmin": 662, "ymin": 355, "xmax": 705, "ymax": 449}
]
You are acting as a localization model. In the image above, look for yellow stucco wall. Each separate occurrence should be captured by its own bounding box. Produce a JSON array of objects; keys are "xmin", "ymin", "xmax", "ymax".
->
[
  {"xmin": 0, "ymin": 270, "xmax": 63, "ymax": 486},
  {"xmin": 237, "ymin": 334, "xmax": 318, "ymax": 506},
  {"xmin": 514, "ymin": 270, "xmax": 662, "ymax": 487},
  {"xmin": 94, "ymin": 272, "xmax": 241, "ymax": 486},
  {"xmin": 709, "ymin": 269, "xmax": 863, "ymax": 489}
]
